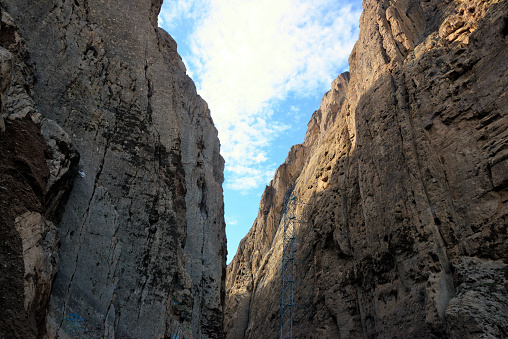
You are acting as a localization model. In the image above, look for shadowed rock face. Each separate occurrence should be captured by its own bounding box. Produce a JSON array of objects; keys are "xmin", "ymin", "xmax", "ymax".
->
[
  {"xmin": 225, "ymin": 1, "xmax": 508, "ymax": 338},
  {"xmin": 0, "ymin": 8, "xmax": 80, "ymax": 338},
  {"xmin": 0, "ymin": 0, "xmax": 226, "ymax": 338}
]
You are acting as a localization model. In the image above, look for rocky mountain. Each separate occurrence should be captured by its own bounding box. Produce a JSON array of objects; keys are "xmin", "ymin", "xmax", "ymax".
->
[
  {"xmin": 0, "ymin": 0, "xmax": 226, "ymax": 338},
  {"xmin": 225, "ymin": 0, "xmax": 508, "ymax": 338}
]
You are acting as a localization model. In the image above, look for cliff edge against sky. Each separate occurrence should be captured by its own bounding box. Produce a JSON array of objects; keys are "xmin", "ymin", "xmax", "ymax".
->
[
  {"xmin": 1, "ymin": 0, "xmax": 507, "ymax": 338},
  {"xmin": 226, "ymin": 0, "xmax": 508, "ymax": 338},
  {"xmin": 0, "ymin": 0, "xmax": 226, "ymax": 338}
]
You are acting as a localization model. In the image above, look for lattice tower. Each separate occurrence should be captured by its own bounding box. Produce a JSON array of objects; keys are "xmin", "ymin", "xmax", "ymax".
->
[{"xmin": 279, "ymin": 194, "xmax": 312, "ymax": 339}]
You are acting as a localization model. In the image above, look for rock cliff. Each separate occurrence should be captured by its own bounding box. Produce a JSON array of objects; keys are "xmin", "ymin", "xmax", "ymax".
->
[
  {"xmin": 0, "ymin": 8, "xmax": 80, "ymax": 338},
  {"xmin": 0, "ymin": 0, "xmax": 226, "ymax": 338},
  {"xmin": 225, "ymin": 0, "xmax": 508, "ymax": 338}
]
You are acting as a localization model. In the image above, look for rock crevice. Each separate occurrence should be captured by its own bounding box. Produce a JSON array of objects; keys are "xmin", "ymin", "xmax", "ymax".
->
[
  {"xmin": 225, "ymin": 1, "xmax": 508, "ymax": 338},
  {"xmin": 0, "ymin": 0, "xmax": 226, "ymax": 338}
]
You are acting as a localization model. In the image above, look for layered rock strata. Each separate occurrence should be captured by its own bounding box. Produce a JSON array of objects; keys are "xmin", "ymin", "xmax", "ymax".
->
[
  {"xmin": 1, "ymin": 0, "xmax": 226, "ymax": 338},
  {"xmin": 226, "ymin": 1, "xmax": 508, "ymax": 338}
]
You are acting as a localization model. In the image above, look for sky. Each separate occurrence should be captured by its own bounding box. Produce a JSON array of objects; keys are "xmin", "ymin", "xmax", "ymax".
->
[{"xmin": 158, "ymin": 0, "xmax": 363, "ymax": 264}]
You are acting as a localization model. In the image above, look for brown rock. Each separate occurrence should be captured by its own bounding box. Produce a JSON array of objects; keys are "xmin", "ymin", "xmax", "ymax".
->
[
  {"xmin": 226, "ymin": 1, "xmax": 508, "ymax": 338},
  {"xmin": 0, "ymin": 117, "xmax": 52, "ymax": 338}
]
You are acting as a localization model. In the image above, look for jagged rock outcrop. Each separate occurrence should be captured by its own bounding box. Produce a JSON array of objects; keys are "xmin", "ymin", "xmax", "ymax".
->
[
  {"xmin": 1, "ymin": 0, "xmax": 226, "ymax": 338},
  {"xmin": 0, "ymin": 9, "xmax": 79, "ymax": 338},
  {"xmin": 225, "ymin": 1, "xmax": 508, "ymax": 338}
]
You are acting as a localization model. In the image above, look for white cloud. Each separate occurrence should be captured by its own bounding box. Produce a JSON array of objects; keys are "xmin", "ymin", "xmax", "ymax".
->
[
  {"xmin": 225, "ymin": 216, "xmax": 238, "ymax": 226},
  {"xmin": 159, "ymin": 0, "xmax": 361, "ymax": 193},
  {"xmin": 288, "ymin": 105, "xmax": 304, "ymax": 124},
  {"xmin": 158, "ymin": 0, "xmax": 204, "ymax": 28}
]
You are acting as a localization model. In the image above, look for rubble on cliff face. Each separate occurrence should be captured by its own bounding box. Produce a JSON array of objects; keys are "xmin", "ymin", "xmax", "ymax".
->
[
  {"xmin": 225, "ymin": 1, "xmax": 508, "ymax": 338},
  {"xmin": 0, "ymin": 0, "xmax": 226, "ymax": 338}
]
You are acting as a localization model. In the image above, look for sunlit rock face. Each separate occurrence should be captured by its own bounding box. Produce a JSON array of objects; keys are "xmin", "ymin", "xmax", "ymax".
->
[
  {"xmin": 225, "ymin": 1, "xmax": 508, "ymax": 338},
  {"xmin": 0, "ymin": 0, "xmax": 226, "ymax": 338}
]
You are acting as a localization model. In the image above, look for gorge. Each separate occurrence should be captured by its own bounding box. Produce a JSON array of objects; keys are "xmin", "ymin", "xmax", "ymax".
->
[{"xmin": 0, "ymin": 0, "xmax": 507, "ymax": 338}]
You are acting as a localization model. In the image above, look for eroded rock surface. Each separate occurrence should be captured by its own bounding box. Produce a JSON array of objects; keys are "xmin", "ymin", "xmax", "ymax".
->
[
  {"xmin": 226, "ymin": 1, "xmax": 508, "ymax": 338},
  {"xmin": 1, "ymin": 0, "xmax": 225, "ymax": 338},
  {"xmin": 0, "ymin": 8, "xmax": 79, "ymax": 337}
]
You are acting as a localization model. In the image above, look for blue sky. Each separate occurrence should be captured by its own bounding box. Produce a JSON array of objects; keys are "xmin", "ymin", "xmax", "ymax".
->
[{"xmin": 158, "ymin": 0, "xmax": 362, "ymax": 263}]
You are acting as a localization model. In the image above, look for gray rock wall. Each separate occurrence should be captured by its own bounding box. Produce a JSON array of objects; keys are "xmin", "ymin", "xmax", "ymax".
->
[
  {"xmin": 0, "ymin": 8, "xmax": 80, "ymax": 337},
  {"xmin": 1, "ymin": 0, "xmax": 226, "ymax": 338}
]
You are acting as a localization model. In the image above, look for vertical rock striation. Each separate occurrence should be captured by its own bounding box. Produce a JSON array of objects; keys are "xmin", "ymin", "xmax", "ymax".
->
[
  {"xmin": 0, "ymin": 8, "xmax": 79, "ymax": 337},
  {"xmin": 226, "ymin": 0, "xmax": 507, "ymax": 338},
  {"xmin": 1, "ymin": 0, "xmax": 226, "ymax": 338}
]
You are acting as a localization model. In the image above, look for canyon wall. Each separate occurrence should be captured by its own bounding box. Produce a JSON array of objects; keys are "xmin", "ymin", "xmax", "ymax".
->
[
  {"xmin": 225, "ymin": 0, "xmax": 508, "ymax": 338},
  {"xmin": 0, "ymin": 0, "xmax": 226, "ymax": 338}
]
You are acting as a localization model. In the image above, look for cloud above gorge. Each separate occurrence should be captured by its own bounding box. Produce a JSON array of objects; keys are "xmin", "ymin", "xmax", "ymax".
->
[{"xmin": 159, "ymin": 0, "xmax": 361, "ymax": 193}]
